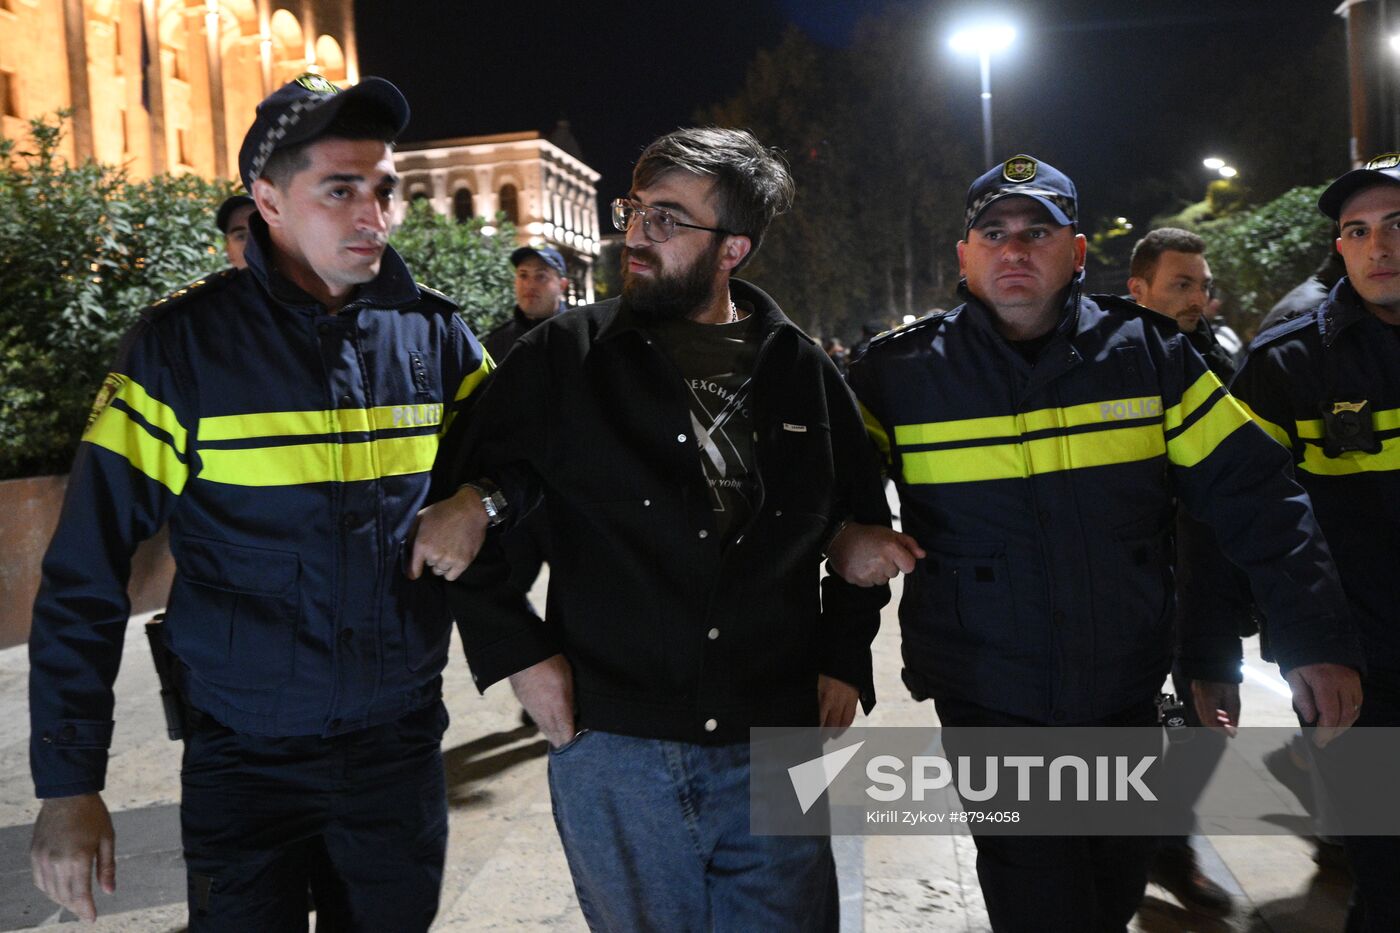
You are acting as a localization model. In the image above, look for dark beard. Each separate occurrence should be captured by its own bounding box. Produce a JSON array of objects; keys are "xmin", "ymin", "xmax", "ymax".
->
[{"xmin": 619, "ymin": 239, "xmax": 722, "ymax": 322}]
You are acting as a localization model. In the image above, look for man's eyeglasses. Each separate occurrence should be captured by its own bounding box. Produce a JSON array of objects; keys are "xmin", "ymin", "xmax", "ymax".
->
[{"xmin": 611, "ymin": 198, "xmax": 735, "ymax": 243}]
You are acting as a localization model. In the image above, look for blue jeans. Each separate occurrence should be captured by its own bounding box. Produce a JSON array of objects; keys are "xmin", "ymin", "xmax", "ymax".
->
[{"xmin": 547, "ymin": 730, "xmax": 838, "ymax": 932}]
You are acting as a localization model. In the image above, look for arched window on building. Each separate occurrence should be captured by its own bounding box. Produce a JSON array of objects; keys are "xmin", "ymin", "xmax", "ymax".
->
[
  {"xmin": 453, "ymin": 189, "xmax": 474, "ymax": 223},
  {"xmin": 498, "ymin": 184, "xmax": 519, "ymax": 225}
]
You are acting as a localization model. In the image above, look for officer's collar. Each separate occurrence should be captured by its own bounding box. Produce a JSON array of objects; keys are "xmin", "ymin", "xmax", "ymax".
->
[
  {"xmin": 1320, "ymin": 278, "xmax": 1377, "ymax": 348},
  {"xmin": 957, "ymin": 270, "xmax": 1085, "ymax": 342},
  {"xmin": 243, "ymin": 213, "xmax": 421, "ymax": 313}
]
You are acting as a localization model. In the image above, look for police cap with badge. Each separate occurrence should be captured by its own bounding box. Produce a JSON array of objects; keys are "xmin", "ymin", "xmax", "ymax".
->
[
  {"xmin": 964, "ymin": 154, "xmax": 1079, "ymax": 233},
  {"xmin": 236, "ymin": 72, "xmax": 411, "ymax": 193}
]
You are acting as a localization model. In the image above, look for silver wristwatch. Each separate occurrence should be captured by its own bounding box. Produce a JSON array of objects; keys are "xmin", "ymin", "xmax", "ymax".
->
[{"xmin": 463, "ymin": 480, "xmax": 509, "ymax": 526}]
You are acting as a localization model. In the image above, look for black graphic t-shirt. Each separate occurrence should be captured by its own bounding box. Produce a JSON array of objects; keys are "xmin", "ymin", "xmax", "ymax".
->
[{"xmin": 646, "ymin": 308, "xmax": 763, "ymax": 544}]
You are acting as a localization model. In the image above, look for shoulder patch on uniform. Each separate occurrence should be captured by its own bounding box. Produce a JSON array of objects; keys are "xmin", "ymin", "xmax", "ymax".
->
[
  {"xmin": 85, "ymin": 372, "xmax": 126, "ymax": 432},
  {"xmin": 144, "ymin": 268, "xmax": 236, "ymax": 318},
  {"xmin": 416, "ymin": 283, "xmax": 461, "ymax": 311},
  {"xmin": 867, "ymin": 309, "xmax": 955, "ymax": 350},
  {"xmin": 1249, "ymin": 306, "xmax": 1319, "ymax": 350}
]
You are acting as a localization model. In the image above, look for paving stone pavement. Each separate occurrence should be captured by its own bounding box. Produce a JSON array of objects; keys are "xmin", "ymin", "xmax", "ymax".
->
[{"xmin": 0, "ymin": 561, "xmax": 1354, "ymax": 930}]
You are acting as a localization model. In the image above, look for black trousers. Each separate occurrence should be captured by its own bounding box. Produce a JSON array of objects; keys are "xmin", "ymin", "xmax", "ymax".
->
[
  {"xmin": 179, "ymin": 700, "xmax": 450, "ymax": 932},
  {"xmin": 1311, "ymin": 674, "xmax": 1400, "ymax": 933},
  {"xmin": 934, "ymin": 696, "xmax": 1158, "ymax": 933}
]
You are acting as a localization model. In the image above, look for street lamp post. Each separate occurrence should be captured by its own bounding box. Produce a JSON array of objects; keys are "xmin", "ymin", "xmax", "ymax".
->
[{"xmin": 950, "ymin": 23, "xmax": 1016, "ymax": 167}]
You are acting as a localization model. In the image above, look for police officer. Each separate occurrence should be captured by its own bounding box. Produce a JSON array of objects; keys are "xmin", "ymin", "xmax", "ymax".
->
[
  {"xmin": 482, "ymin": 245, "xmax": 569, "ymax": 363},
  {"xmin": 846, "ymin": 154, "xmax": 1363, "ymax": 932},
  {"xmin": 214, "ymin": 193, "xmax": 256, "ymax": 270},
  {"xmin": 1228, "ymin": 153, "xmax": 1400, "ymax": 932},
  {"xmin": 27, "ymin": 74, "xmax": 491, "ymax": 929}
]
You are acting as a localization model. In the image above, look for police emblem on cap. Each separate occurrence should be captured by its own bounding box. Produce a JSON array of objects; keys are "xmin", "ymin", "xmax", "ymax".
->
[
  {"xmin": 1366, "ymin": 152, "xmax": 1400, "ymax": 170},
  {"xmin": 294, "ymin": 73, "xmax": 338, "ymax": 95},
  {"xmin": 1003, "ymin": 155, "xmax": 1037, "ymax": 183}
]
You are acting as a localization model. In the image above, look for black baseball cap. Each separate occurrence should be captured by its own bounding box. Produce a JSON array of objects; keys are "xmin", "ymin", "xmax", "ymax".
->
[
  {"xmin": 510, "ymin": 246, "xmax": 567, "ymax": 276},
  {"xmin": 965, "ymin": 154, "xmax": 1078, "ymax": 232},
  {"xmin": 237, "ymin": 73, "xmax": 410, "ymax": 192},
  {"xmin": 215, "ymin": 194, "xmax": 255, "ymax": 234},
  {"xmin": 1318, "ymin": 152, "xmax": 1400, "ymax": 221}
]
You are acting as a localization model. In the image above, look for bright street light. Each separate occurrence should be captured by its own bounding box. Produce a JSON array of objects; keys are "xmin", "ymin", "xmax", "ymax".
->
[
  {"xmin": 1219, "ymin": 166, "xmax": 1239, "ymax": 179},
  {"xmin": 1203, "ymin": 157, "xmax": 1225, "ymax": 170},
  {"xmin": 949, "ymin": 22, "xmax": 1017, "ymax": 167},
  {"xmin": 949, "ymin": 24, "xmax": 1016, "ymax": 56},
  {"xmin": 1390, "ymin": 33, "xmax": 1400, "ymax": 53}
]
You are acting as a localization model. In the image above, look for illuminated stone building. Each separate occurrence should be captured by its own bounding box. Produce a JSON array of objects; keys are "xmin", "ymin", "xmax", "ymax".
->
[
  {"xmin": 0, "ymin": 0, "xmax": 356, "ymax": 180},
  {"xmin": 394, "ymin": 122, "xmax": 603, "ymax": 304}
]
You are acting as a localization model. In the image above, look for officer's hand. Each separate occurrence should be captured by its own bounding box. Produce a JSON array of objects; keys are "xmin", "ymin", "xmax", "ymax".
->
[
  {"xmin": 818, "ymin": 675, "xmax": 861, "ymax": 732},
  {"xmin": 1189, "ymin": 680, "xmax": 1241, "ymax": 737},
  {"xmin": 407, "ymin": 485, "xmax": 489, "ymax": 581},
  {"xmin": 508, "ymin": 654, "xmax": 576, "ymax": 748},
  {"xmin": 1285, "ymin": 663, "xmax": 1363, "ymax": 748},
  {"xmin": 30, "ymin": 793, "xmax": 115, "ymax": 923},
  {"xmin": 827, "ymin": 523, "xmax": 925, "ymax": 587}
]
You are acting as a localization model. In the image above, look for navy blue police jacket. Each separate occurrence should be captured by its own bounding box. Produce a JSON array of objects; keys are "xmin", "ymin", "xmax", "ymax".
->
[
  {"xmin": 435, "ymin": 280, "xmax": 891, "ymax": 744},
  {"xmin": 29, "ymin": 219, "xmax": 490, "ymax": 798},
  {"xmin": 1230, "ymin": 279, "xmax": 1400, "ymax": 676},
  {"xmin": 847, "ymin": 281, "xmax": 1360, "ymax": 724}
]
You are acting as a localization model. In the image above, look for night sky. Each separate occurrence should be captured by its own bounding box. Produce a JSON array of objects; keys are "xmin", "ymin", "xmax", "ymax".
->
[{"xmin": 355, "ymin": 0, "xmax": 1347, "ymax": 233}]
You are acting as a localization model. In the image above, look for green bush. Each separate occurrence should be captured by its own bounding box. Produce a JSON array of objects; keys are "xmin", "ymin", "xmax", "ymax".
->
[
  {"xmin": 0, "ymin": 113, "xmax": 234, "ymax": 479},
  {"xmin": 390, "ymin": 199, "xmax": 515, "ymax": 337},
  {"xmin": 1190, "ymin": 185, "xmax": 1334, "ymax": 337}
]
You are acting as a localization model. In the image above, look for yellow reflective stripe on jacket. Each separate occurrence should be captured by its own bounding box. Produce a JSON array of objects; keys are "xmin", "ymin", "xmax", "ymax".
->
[
  {"xmin": 901, "ymin": 423, "xmax": 1165, "ymax": 484},
  {"xmin": 1163, "ymin": 370, "xmax": 1224, "ymax": 433},
  {"xmin": 443, "ymin": 354, "xmax": 495, "ymax": 434},
  {"xmin": 1236, "ymin": 399, "xmax": 1292, "ymax": 448},
  {"xmin": 1299, "ymin": 435, "xmax": 1400, "ymax": 475},
  {"xmin": 83, "ymin": 405, "xmax": 189, "ymax": 494},
  {"xmin": 454, "ymin": 355, "xmax": 493, "ymax": 403},
  {"xmin": 894, "ymin": 395, "xmax": 1164, "ymax": 447},
  {"xmin": 859, "ymin": 401, "xmax": 892, "ymax": 466},
  {"xmin": 199, "ymin": 404, "xmax": 444, "ymax": 442},
  {"xmin": 105, "ymin": 376, "xmax": 189, "ymax": 452},
  {"xmin": 198, "ymin": 433, "xmax": 439, "ymax": 486},
  {"xmin": 1165, "ymin": 393, "xmax": 1252, "ymax": 468}
]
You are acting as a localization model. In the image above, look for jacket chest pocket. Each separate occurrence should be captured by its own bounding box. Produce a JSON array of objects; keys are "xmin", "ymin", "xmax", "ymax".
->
[
  {"xmin": 167, "ymin": 536, "xmax": 301, "ymax": 690},
  {"xmin": 923, "ymin": 540, "xmax": 1015, "ymax": 640}
]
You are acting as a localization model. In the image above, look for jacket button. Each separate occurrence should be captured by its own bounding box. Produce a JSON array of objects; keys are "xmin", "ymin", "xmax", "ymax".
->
[
  {"xmin": 329, "ymin": 718, "xmax": 342, "ymax": 730},
  {"xmin": 338, "ymin": 629, "xmax": 354, "ymax": 645},
  {"xmin": 342, "ymin": 513, "xmax": 358, "ymax": 528},
  {"xmin": 774, "ymin": 509, "xmax": 783, "ymax": 517},
  {"xmin": 59, "ymin": 724, "xmax": 77, "ymax": 742},
  {"xmin": 1052, "ymin": 610, "xmax": 1066, "ymax": 625},
  {"xmin": 340, "ymin": 395, "xmax": 353, "ymax": 407},
  {"xmin": 708, "ymin": 628, "xmax": 720, "ymax": 640},
  {"xmin": 1038, "ymin": 510, "xmax": 1050, "ymax": 525},
  {"xmin": 677, "ymin": 434, "xmax": 687, "ymax": 443},
  {"xmin": 1052, "ymin": 711, "xmax": 1066, "ymax": 722},
  {"xmin": 704, "ymin": 718, "xmax": 718, "ymax": 732},
  {"xmin": 698, "ymin": 529, "xmax": 709, "ymax": 539},
  {"xmin": 317, "ymin": 323, "xmax": 329, "ymax": 335},
  {"xmin": 643, "ymin": 499, "xmax": 651, "ymax": 507}
]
